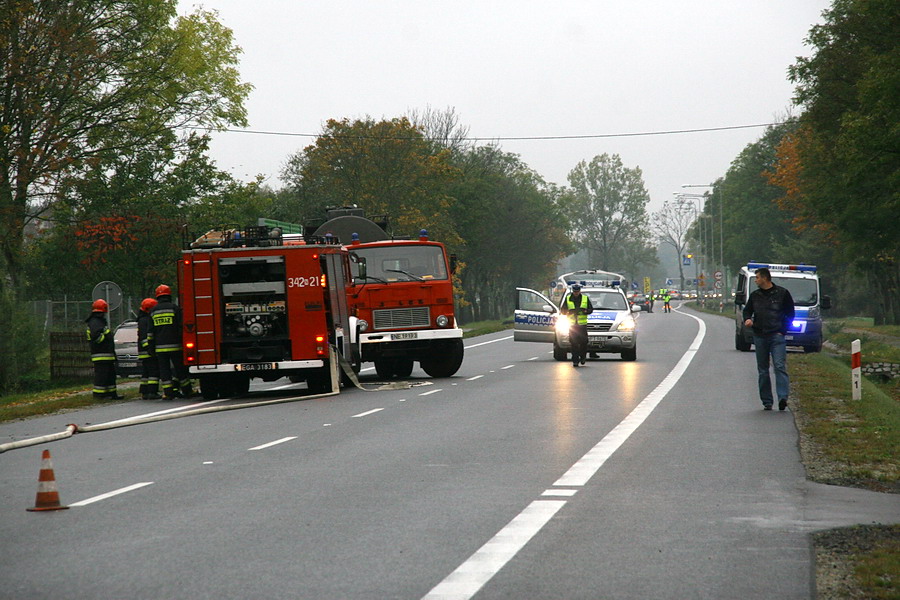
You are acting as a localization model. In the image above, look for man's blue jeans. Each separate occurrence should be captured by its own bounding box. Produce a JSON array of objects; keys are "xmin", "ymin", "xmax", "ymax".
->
[{"xmin": 753, "ymin": 333, "xmax": 789, "ymax": 406}]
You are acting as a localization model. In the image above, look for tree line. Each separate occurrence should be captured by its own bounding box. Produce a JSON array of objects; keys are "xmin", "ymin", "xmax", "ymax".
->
[
  {"xmin": 1, "ymin": 0, "xmax": 895, "ymax": 392},
  {"xmin": 682, "ymin": 0, "xmax": 898, "ymax": 324}
]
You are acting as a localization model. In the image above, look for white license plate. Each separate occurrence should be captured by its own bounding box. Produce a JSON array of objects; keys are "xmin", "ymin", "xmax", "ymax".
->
[
  {"xmin": 119, "ymin": 362, "xmax": 137, "ymax": 368},
  {"xmin": 785, "ymin": 335, "xmax": 794, "ymax": 340},
  {"xmin": 237, "ymin": 363, "xmax": 277, "ymax": 371},
  {"xmin": 391, "ymin": 332, "xmax": 418, "ymax": 340}
]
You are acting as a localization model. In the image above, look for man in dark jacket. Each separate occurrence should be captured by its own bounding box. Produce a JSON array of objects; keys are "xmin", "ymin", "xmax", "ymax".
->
[
  {"xmin": 85, "ymin": 299, "xmax": 122, "ymax": 400},
  {"xmin": 138, "ymin": 297, "xmax": 161, "ymax": 400},
  {"xmin": 742, "ymin": 267, "xmax": 796, "ymax": 410},
  {"xmin": 151, "ymin": 284, "xmax": 195, "ymax": 399}
]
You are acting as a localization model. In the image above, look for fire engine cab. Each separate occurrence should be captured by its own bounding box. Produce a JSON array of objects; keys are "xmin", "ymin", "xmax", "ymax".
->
[
  {"xmin": 178, "ymin": 225, "xmax": 360, "ymax": 399},
  {"xmin": 308, "ymin": 207, "xmax": 464, "ymax": 379}
]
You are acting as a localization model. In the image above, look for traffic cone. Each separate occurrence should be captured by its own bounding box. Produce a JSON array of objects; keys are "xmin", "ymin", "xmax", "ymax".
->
[{"xmin": 27, "ymin": 449, "xmax": 69, "ymax": 511}]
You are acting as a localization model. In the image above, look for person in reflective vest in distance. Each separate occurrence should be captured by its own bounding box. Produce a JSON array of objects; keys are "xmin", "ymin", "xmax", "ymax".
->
[
  {"xmin": 138, "ymin": 297, "xmax": 161, "ymax": 400},
  {"xmin": 151, "ymin": 284, "xmax": 195, "ymax": 399},
  {"xmin": 663, "ymin": 290, "xmax": 672, "ymax": 313},
  {"xmin": 560, "ymin": 284, "xmax": 594, "ymax": 367},
  {"xmin": 85, "ymin": 299, "xmax": 123, "ymax": 399}
]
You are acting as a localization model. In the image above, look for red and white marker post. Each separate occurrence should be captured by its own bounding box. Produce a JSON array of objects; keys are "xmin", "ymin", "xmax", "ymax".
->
[{"xmin": 851, "ymin": 339, "xmax": 861, "ymax": 401}]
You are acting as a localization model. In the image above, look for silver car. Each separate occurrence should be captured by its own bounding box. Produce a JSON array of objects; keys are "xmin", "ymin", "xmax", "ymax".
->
[
  {"xmin": 514, "ymin": 285, "xmax": 640, "ymax": 361},
  {"xmin": 113, "ymin": 320, "xmax": 142, "ymax": 377}
]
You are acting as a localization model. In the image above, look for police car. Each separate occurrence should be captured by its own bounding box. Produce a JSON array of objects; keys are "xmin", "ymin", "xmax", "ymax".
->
[
  {"xmin": 733, "ymin": 261, "xmax": 832, "ymax": 353},
  {"xmin": 514, "ymin": 270, "xmax": 640, "ymax": 361}
]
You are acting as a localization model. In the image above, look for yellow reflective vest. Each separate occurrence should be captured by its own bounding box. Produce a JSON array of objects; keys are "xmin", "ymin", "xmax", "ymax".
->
[{"xmin": 565, "ymin": 294, "xmax": 591, "ymax": 325}]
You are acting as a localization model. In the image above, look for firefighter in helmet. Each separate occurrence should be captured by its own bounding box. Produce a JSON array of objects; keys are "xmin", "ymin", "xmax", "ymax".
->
[
  {"xmin": 85, "ymin": 299, "xmax": 123, "ymax": 400},
  {"xmin": 150, "ymin": 284, "xmax": 195, "ymax": 399},
  {"xmin": 138, "ymin": 297, "xmax": 161, "ymax": 400}
]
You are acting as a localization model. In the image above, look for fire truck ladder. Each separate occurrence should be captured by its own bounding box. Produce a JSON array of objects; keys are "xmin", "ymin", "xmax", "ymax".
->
[{"xmin": 188, "ymin": 253, "xmax": 219, "ymax": 364}]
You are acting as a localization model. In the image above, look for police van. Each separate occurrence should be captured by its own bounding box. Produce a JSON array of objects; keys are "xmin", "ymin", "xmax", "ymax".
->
[
  {"xmin": 733, "ymin": 262, "xmax": 832, "ymax": 353},
  {"xmin": 515, "ymin": 270, "xmax": 640, "ymax": 361}
]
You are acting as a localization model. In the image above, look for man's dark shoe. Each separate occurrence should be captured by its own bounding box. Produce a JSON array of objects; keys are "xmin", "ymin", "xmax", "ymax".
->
[
  {"xmin": 763, "ymin": 404, "xmax": 773, "ymax": 411},
  {"xmin": 572, "ymin": 362, "xmax": 579, "ymax": 367},
  {"xmin": 778, "ymin": 398, "xmax": 788, "ymax": 411},
  {"xmin": 143, "ymin": 393, "xmax": 161, "ymax": 400},
  {"xmin": 580, "ymin": 358, "xmax": 586, "ymax": 365},
  {"xmin": 110, "ymin": 394, "xmax": 125, "ymax": 400}
]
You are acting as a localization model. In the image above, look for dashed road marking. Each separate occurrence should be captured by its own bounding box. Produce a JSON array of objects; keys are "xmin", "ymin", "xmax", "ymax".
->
[
  {"xmin": 248, "ymin": 436, "xmax": 297, "ymax": 451},
  {"xmin": 70, "ymin": 482, "xmax": 154, "ymax": 507},
  {"xmin": 352, "ymin": 408, "xmax": 385, "ymax": 418}
]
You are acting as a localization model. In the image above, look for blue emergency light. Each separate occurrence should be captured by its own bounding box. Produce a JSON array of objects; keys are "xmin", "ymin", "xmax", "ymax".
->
[{"xmin": 747, "ymin": 262, "xmax": 817, "ymax": 273}]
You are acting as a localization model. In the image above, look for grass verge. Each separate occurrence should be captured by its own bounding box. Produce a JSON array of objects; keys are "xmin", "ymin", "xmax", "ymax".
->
[
  {"xmin": 462, "ymin": 319, "xmax": 513, "ymax": 338},
  {"xmin": 790, "ymin": 352, "xmax": 899, "ymax": 491},
  {"xmin": 0, "ymin": 379, "xmax": 139, "ymax": 423},
  {"xmin": 1, "ymin": 320, "xmax": 513, "ymax": 424}
]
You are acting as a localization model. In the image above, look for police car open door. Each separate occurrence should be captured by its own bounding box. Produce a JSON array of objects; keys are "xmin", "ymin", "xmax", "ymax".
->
[{"xmin": 514, "ymin": 288, "xmax": 558, "ymax": 343}]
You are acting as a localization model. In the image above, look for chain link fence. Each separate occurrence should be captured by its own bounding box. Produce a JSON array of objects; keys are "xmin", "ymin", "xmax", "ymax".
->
[{"xmin": 29, "ymin": 297, "xmax": 140, "ymax": 333}]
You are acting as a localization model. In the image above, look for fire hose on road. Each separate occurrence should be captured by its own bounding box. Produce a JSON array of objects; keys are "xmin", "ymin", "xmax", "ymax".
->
[{"xmin": 0, "ymin": 347, "xmax": 408, "ymax": 454}]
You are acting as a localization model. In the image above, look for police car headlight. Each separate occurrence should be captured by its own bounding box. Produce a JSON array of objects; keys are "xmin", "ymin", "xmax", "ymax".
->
[
  {"xmin": 555, "ymin": 314, "xmax": 571, "ymax": 333},
  {"xmin": 617, "ymin": 316, "xmax": 636, "ymax": 332},
  {"xmin": 436, "ymin": 314, "xmax": 449, "ymax": 327},
  {"xmin": 358, "ymin": 319, "xmax": 369, "ymax": 333},
  {"xmin": 807, "ymin": 306, "xmax": 820, "ymax": 319}
]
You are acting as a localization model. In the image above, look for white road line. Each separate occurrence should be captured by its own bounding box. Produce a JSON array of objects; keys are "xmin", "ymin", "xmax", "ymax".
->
[
  {"xmin": 501, "ymin": 365, "xmax": 514, "ymax": 370},
  {"xmin": 466, "ymin": 375, "xmax": 484, "ymax": 381},
  {"xmin": 422, "ymin": 500, "xmax": 566, "ymax": 600},
  {"xmin": 423, "ymin": 311, "xmax": 706, "ymax": 600},
  {"xmin": 554, "ymin": 312, "xmax": 705, "ymax": 487},
  {"xmin": 528, "ymin": 357, "xmax": 539, "ymax": 361},
  {"xmin": 419, "ymin": 389, "xmax": 442, "ymax": 396},
  {"xmin": 248, "ymin": 436, "xmax": 297, "ymax": 451},
  {"xmin": 70, "ymin": 482, "xmax": 154, "ymax": 507},
  {"xmin": 542, "ymin": 489, "xmax": 578, "ymax": 497},
  {"xmin": 352, "ymin": 408, "xmax": 384, "ymax": 418},
  {"xmin": 465, "ymin": 335, "xmax": 512, "ymax": 349},
  {"xmin": 94, "ymin": 399, "xmax": 230, "ymax": 426}
]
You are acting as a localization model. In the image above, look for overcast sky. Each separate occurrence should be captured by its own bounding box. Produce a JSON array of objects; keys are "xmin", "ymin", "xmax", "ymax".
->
[{"xmin": 178, "ymin": 1, "xmax": 831, "ymax": 213}]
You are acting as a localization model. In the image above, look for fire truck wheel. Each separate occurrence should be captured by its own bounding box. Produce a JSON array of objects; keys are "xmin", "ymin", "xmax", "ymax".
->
[
  {"xmin": 199, "ymin": 376, "xmax": 219, "ymax": 400},
  {"xmin": 374, "ymin": 359, "xmax": 396, "ymax": 379},
  {"xmin": 306, "ymin": 367, "xmax": 332, "ymax": 393},
  {"xmin": 233, "ymin": 375, "xmax": 251, "ymax": 396},
  {"xmin": 421, "ymin": 339, "xmax": 464, "ymax": 378},
  {"xmin": 394, "ymin": 360, "xmax": 414, "ymax": 378}
]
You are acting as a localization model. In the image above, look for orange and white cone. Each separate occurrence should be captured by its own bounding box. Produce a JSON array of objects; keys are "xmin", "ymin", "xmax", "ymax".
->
[{"xmin": 27, "ymin": 449, "xmax": 69, "ymax": 511}]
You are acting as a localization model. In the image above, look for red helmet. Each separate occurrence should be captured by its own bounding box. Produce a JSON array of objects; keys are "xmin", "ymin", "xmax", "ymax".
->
[
  {"xmin": 92, "ymin": 299, "xmax": 108, "ymax": 313},
  {"xmin": 155, "ymin": 284, "xmax": 171, "ymax": 297},
  {"xmin": 140, "ymin": 297, "xmax": 158, "ymax": 313}
]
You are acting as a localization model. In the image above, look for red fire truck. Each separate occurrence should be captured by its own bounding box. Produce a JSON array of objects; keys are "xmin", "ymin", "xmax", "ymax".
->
[
  {"xmin": 308, "ymin": 207, "xmax": 464, "ymax": 379},
  {"xmin": 178, "ymin": 225, "xmax": 359, "ymax": 399}
]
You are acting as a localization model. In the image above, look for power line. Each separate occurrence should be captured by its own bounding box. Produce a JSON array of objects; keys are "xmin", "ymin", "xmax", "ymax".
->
[{"xmin": 188, "ymin": 122, "xmax": 780, "ymax": 142}]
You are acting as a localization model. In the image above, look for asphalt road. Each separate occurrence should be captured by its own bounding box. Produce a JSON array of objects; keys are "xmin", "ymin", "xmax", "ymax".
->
[{"xmin": 1, "ymin": 305, "xmax": 897, "ymax": 599}]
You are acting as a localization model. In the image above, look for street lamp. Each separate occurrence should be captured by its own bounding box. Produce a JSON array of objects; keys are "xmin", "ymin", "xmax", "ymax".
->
[{"xmin": 683, "ymin": 184, "xmax": 725, "ymax": 309}]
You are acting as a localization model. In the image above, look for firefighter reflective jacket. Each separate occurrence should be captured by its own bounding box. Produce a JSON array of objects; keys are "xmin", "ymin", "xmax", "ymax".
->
[
  {"xmin": 137, "ymin": 310, "xmax": 155, "ymax": 359},
  {"xmin": 150, "ymin": 295, "xmax": 183, "ymax": 353},
  {"xmin": 85, "ymin": 312, "xmax": 115, "ymax": 362}
]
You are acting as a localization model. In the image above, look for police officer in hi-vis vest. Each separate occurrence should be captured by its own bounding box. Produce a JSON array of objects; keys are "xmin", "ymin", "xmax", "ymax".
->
[{"xmin": 560, "ymin": 284, "xmax": 594, "ymax": 367}]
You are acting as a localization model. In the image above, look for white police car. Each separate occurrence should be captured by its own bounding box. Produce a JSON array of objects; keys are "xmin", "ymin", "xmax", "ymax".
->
[
  {"xmin": 514, "ymin": 271, "xmax": 640, "ymax": 361},
  {"xmin": 734, "ymin": 261, "xmax": 832, "ymax": 353}
]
